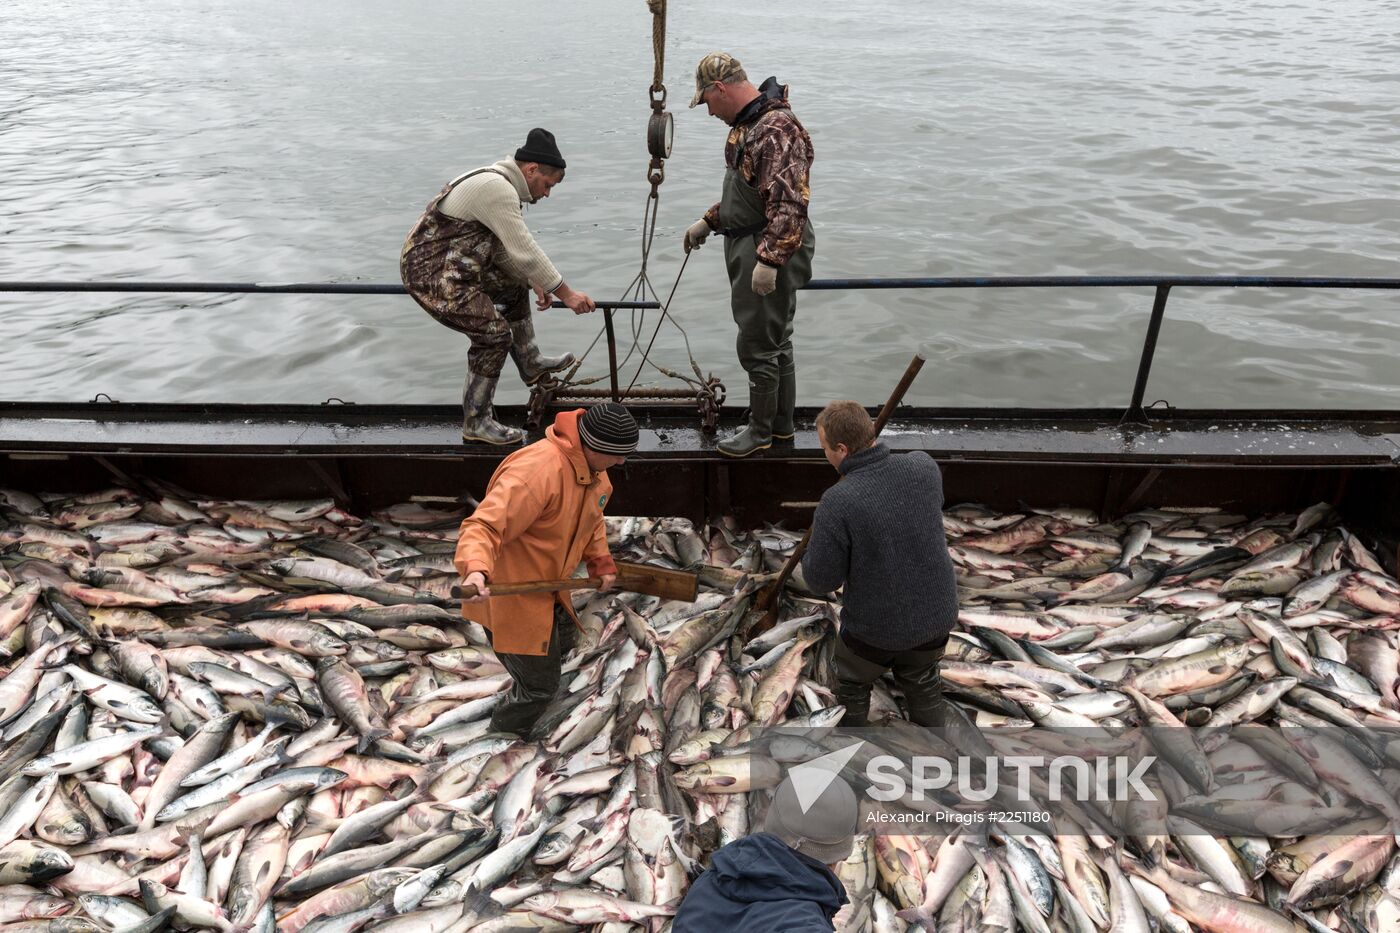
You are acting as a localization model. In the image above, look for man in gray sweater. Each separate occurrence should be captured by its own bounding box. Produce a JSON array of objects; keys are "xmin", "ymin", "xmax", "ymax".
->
[{"xmin": 800, "ymin": 401, "xmax": 958, "ymax": 727}]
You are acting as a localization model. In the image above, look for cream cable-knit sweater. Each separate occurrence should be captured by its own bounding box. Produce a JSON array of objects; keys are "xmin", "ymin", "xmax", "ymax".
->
[{"xmin": 438, "ymin": 159, "xmax": 564, "ymax": 293}]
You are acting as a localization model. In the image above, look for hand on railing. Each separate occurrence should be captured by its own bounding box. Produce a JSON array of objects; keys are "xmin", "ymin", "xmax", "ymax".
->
[{"xmin": 554, "ymin": 284, "xmax": 596, "ymax": 315}]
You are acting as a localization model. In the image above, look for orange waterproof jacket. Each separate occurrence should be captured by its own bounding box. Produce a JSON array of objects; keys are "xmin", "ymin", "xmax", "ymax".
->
[{"xmin": 454, "ymin": 409, "xmax": 619, "ymax": 656}]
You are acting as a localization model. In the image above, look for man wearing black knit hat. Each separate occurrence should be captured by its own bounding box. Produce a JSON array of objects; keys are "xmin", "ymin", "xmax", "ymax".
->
[
  {"xmin": 455, "ymin": 403, "xmax": 639, "ymax": 736},
  {"xmin": 402, "ymin": 128, "xmax": 598, "ymax": 446}
]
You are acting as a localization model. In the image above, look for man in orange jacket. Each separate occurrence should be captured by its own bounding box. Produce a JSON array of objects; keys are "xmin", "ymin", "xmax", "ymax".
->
[{"xmin": 454, "ymin": 403, "xmax": 639, "ymax": 736}]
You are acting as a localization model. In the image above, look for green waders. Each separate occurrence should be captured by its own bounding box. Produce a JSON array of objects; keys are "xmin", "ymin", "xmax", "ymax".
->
[
  {"xmin": 834, "ymin": 632, "xmax": 951, "ymax": 728},
  {"xmin": 484, "ymin": 604, "xmax": 577, "ymax": 739},
  {"xmin": 717, "ymin": 165, "xmax": 814, "ymax": 456}
]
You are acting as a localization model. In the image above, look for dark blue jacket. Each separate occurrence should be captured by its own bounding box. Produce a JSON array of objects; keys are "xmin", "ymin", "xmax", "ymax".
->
[{"xmin": 672, "ymin": 833, "xmax": 847, "ymax": 933}]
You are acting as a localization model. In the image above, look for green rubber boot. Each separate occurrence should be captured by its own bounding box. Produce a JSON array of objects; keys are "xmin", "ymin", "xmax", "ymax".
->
[
  {"xmin": 461, "ymin": 371, "xmax": 525, "ymax": 446},
  {"xmin": 772, "ymin": 365, "xmax": 796, "ymax": 440},
  {"xmin": 718, "ymin": 384, "xmax": 777, "ymax": 458},
  {"xmin": 509, "ymin": 315, "xmax": 576, "ymax": 386}
]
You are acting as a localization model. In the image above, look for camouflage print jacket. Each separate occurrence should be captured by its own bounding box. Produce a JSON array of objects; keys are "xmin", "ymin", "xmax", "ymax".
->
[{"xmin": 703, "ymin": 78, "xmax": 814, "ymax": 268}]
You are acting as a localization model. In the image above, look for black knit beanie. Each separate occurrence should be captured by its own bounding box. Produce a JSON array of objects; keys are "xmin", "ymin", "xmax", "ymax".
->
[
  {"xmin": 514, "ymin": 128, "xmax": 566, "ymax": 169},
  {"xmin": 578, "ymin": 403, "xmax": 638, "ymax": 455}
]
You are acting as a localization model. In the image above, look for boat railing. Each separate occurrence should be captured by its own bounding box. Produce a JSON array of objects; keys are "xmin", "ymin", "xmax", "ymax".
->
[{"xmin": 2, "ymin": 275, "xmax": 1398, "ymax": 425}]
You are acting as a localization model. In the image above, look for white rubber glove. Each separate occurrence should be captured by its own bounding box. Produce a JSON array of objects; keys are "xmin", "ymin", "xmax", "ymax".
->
[
  {"xmin": 751, "ymin": 262, "xmax": 778, "ymax": 296},
  {"xmin": 683, "ymin": 219, "xmax": 712, "ymax": 253}
]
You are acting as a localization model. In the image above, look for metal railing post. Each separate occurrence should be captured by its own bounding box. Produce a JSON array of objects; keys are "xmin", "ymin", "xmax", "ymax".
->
[
  {"xmin": 1120, "ymin": 285, "xmax": 1172, "ymax": 426},
  {"xmin": 604, "ymin": 308, "xmax": 620, "ymax": 402}
]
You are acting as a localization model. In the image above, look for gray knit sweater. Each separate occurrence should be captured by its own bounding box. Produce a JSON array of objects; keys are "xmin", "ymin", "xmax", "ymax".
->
[{"xmin": 801, "ymin": 444, "xmax": 958, "ymax": 650}]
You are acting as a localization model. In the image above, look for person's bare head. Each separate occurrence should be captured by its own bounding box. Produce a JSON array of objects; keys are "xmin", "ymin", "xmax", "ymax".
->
[
  {"xmin": 815, "ymin": 401, "xmax": 875, "ymax": 471},
  {"xmin": 688, "ymin": 52, "xmax": 758, "ymax": 124}
]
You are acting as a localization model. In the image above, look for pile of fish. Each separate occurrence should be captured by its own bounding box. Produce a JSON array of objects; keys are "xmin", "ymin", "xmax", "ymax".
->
[
  {"xmin": 882, "ymin": 501, "xmax": 1400, "ymax": 933},
  {"xmin": 0, "ymin": 483, "xmax": 1397, "ymax": 933}
]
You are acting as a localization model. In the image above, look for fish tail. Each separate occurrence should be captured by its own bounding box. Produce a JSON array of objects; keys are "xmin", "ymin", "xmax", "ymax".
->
[
  {"xmin": 357, "ymin": 729, "xmax": 390, "ymax": 754},
  {"xmin": 894, "ymin": 907, "xmax": 934, "ymax": 929}
]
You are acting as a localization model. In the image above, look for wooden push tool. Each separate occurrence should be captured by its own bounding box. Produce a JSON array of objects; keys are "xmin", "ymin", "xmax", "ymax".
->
[
  {"xmin": 452, "ymin": 560, "xmax": 699, "ymax": 602},
  {"xmin": 750, "ymin": 353, "xmax": 927, "ymax": 635}
]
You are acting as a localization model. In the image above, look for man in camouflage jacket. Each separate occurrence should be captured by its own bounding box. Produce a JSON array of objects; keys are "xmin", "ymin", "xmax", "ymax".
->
[
  {"xmin": 683, "ymin": 52, "xmax": 816, "ymax": 458},
  {"xmin": 401, "ymin": 128, "xmax": 596, "ymax": 446}
]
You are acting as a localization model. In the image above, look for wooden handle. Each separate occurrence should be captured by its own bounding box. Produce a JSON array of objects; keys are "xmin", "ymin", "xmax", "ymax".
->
[
  {"xmin": 453, "ymin": 578, "xmax": 601, "ymax": 599},
  {"xmin": 873, "ymin": 354, "xmax": 926, "ymax": 435},
  {"xmin": 451, "ymin": 561, "xmax": 697, "ymax": 602}
]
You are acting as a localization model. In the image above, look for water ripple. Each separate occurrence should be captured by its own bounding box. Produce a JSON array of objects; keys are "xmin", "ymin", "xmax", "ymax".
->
[{"xmin": 0, "ymin": 0, "xmax": 1397, "ymax": 408}]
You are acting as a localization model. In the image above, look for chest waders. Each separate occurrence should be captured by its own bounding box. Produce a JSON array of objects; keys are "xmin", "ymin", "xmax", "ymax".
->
[
  {"xmin": 715, "ymin": 157, "xmax": 815, "ymax": 457},
  {"xmin": 400, "ymin": 168, "xmax": 575, "ymax": 445}
]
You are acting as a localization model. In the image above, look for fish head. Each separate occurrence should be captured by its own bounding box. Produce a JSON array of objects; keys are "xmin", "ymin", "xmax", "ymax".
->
[
  {"xmin": 33, "ymin": 894, "xmax": 74, "ymax": 917},
  {"xmin": 79, "ymin": 568, "xmax": 110, "ymax": 587},
  {"xmin": 420, "ymin": 880, "xmax": 464, "ymax": 909},
  {"xmin": 52, "ymin": 921, "xmax": 102, "ymax": 933},
  {"xmin": 48, "ymin": 817, "xmax": 92, "ymax": 847},
  {"xmin": 311, "ymin": 768, "xmax": 349, "ymax": 792},
  {"xmin": 522, "ymin": 892, "xmax": 558, "ymax": 912},
  {"xmin": 27, "ymin": 847, "xmax": 75, "ymax": 881},
  {"xmin": 365, "ymin": 867, "xmax": 419, "ymax": 896},
  {"xmin": 312, "ymin": 634, "xmax": 349, "ymax": 654},
  {"xmin": 803, "ymin": 706, "xmax": 847, "ymax": 729}
]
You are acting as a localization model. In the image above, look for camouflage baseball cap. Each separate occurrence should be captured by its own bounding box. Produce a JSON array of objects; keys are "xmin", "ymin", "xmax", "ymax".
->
[{"xmin": 688, "ymin": 52, "xmax": 746, "ymax": 108}]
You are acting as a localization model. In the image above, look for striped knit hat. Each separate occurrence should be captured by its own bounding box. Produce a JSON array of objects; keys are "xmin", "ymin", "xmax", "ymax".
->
[{"xmin": 578, "ymin": 403, "xmax": 639, "ymax": 455}]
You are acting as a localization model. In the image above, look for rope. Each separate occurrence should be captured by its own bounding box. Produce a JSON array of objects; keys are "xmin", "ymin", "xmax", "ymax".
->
[
  {"xmin": 552, "ymin": 0, "xmax": 713, "ymax": 402},
  {"xmin": 562, "ymin": 189, "xmax": 703, "ymax": 393},
  {"xmin": 625, "ymin": 251, "xmax": 701, "ymax": 393},
  {"xmin": 647, "ymin": 0, "xmax": 666, "ymax": 94},
  {"xmin": 557, "ymin": 187, "xmax": 664, "ymax": 383}
]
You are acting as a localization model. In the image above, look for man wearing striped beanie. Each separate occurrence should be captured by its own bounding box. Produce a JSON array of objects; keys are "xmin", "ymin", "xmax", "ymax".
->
[{"xmin": 454, "ymin": 403, "xmax": 639, "ymax": 736}]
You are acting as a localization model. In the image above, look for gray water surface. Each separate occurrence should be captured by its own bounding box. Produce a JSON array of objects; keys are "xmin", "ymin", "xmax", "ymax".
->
[{"xmin": 2, "ymin": 0, "xmax": 1397, "ymax": 410}]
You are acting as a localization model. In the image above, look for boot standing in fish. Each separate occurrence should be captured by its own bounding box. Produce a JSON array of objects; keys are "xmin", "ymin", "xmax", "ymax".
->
[
  {"xmin": 801, "ymin": 401, "xmax": 959, "ymax": 727},
  {"xmin": 683, "ymin": 52, "xmax": 816, "ymax": 457},
  {"xmin": 455, "ymin": 404, "xmax": 638, "ymax": 737},
  {"xmin": 399, "ymin": 128, "xmax": 596, "ymax": 445}
]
